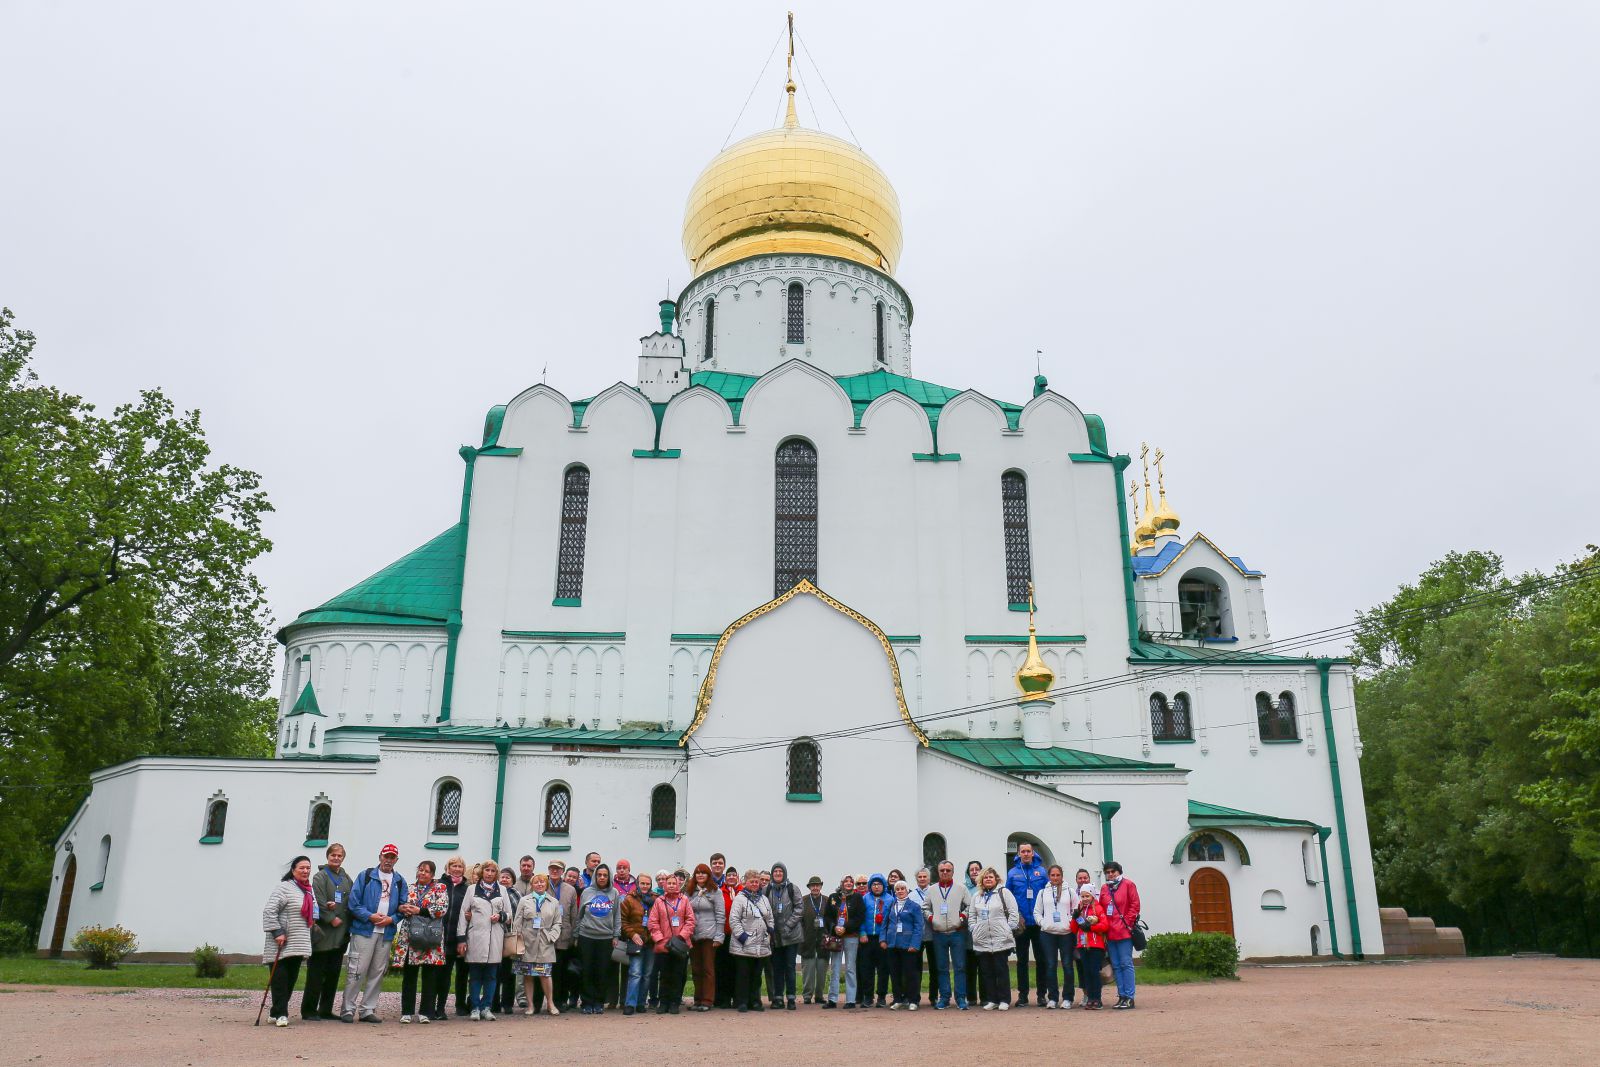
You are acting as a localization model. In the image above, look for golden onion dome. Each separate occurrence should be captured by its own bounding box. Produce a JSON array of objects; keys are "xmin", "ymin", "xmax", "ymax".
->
[
  {"xmin": 1151, "ymin": 491, "xmax": 1181, "ymax": 538},
  {"xmin": 1134, "ymin": 511, "xmax": 1158, "ymax": 548},
  {"xmin": 1014, "ymin": 584, "xmax": 1056, "ymax": 703},
  {"xmin": 682, "ymin": 96, "xmax": 903, "ymax": 278}
]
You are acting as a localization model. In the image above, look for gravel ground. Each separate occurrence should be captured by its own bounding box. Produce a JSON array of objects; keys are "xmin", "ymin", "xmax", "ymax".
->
[{"xmin": 1, "ymin": 957, "xmax": 1595, "ymax": 1066}]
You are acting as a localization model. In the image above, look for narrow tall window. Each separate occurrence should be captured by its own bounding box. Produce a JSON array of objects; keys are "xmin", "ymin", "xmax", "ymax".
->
[
  {"xmin": 434, "ymin": 780, "xmax": 461, "ymax": 835},
  {"xmin": 544, "ymin": 784, "xmax": 572, "ymax": 835},
  {"xmin": 922, "ymin": 833, "xmax": 947, "ymax": 871},
  {"xmin": 650, "ymin": 784, "xmax": 676, "ymax": 835},
  {"xmin": 786, "ymin": 282, "xmax": 805, "ymax": 344},
  {"xmin": 204, "ymin": 800, "xmax": 228, "ymax": 840},
  {"xmin": 1001, "ymin": 471, "xmax": 1033, "ymax": 607},
  {"xmin": 308, "ymin": 802, "xmax": 332, "ymax": 843},
  {"xmin": 1257, "ymin": 691, "xmax": 1300, "ymax": 741},
  {"xmin": 787, "ymin": 738, "xmax": 821, "ymax": 796},
  {"xmin": 774, "ymin": 439, "xmax": 818, "ymax": 594},
  {"xmin": 703, "ymin": 297, "xmax": 715, "ymax": 363},
  {"xmin": 555, "ymin": 466, "xmax": 590, "ymax": 602},
  {"xmin": 875, "ymin": 301, "xmax": 887, "ymax": 363},
  {"xmin": 1171, "ymin": 691, "xmax": 1194, "ymax": 740},
  {"xmin": 1149, "ymin": 692, "xmax": 1171, "ymax": 739}
]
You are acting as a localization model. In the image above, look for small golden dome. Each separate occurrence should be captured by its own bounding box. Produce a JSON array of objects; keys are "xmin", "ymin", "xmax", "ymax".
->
[
  {"xmin": 1014, "ymin": 584, "xmax": 1056, "ymax": 702},
  {"xmin": 1151, "ymin": 491, "xmax": 1180, "ymax": 538},
  {"xmin": 681, "ymin": 119, "xmax": 903, "ymax": 278},
  {"xmin": 1134, "ymin": 511, "xmax": 1158, "ymax": 548}
]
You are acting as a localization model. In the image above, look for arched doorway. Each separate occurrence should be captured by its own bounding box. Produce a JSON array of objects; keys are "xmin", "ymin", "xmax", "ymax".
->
[
  {"xmin": 1188, "ymin": 867, "xmax": 1233, "ymax": 935},
  {"xmin": 49, "ymin": 854, "xmax": 76, "ymax": 957}
]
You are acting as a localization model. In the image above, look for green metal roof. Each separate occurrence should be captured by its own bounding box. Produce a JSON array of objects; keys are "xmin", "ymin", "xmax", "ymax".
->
[
  {"xmin": 1128, "ymin": 639, "xmax": 1320, "ymax": 667},
  {"xmin": 929, "ymin": 738, "xmax": 1175, "ymax": 772},
  {"xmin": 287, "ymin": 680, "xmax": 325, "ymax": 718},
  {"xmin": 327, "ymin": 724, "xmax": 684, "ymax": 747},
  {"xmin": 278, "ymin": 524, "xmax": 463, "ymax": 643},
  {"xmin": 1188, "ymin": 800, "xmax": 1319, "ymax": 830}
]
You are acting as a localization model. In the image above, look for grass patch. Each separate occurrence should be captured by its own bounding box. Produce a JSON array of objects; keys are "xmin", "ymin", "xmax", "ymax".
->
[
  {"xmin": 1135, "ymin": 966, "xmax": 1224, "ymax": 985},
  {"xmin": 0, "ymin": 957, "xmax": 402, "ymax": 992}
]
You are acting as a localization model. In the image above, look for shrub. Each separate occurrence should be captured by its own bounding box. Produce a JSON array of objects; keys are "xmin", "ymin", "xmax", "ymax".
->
[
  {"xmin": 70, "ymin": 924, "xmax": 139, "ymax": 969},
  {"xmin": 193, "ymin": 943, "xmax": 228, "ymax": 979},
  {"xmin": 1141, "ymin": 931, "xmax": 1239, "ymax": 977},
  {"xmin": 0, "ymin": 920, "xmax": 32, "ymax": 957}
]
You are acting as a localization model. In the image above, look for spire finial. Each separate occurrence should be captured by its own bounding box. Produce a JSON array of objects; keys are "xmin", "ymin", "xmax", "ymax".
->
[
  {"xmin": 1139, "ymin": 442, "xmax": 1154, "ymax": 516},
  {"xmin": 783, "ymin": 12, "xmax": 799, "ymax": 129},
  {"xmin": 1151, "ymin": 446, "xmax": 1181, "ymax": 538},
  {"xmin": 1027, "ymin": 581, "xmax": 1038, "ymax": 636},
  {"xmin": 1015, "ymin": 580, "xmax": 1055, "ymax": 702},
  {"xmin": 1154, "ymin": 447, "xmax": 1167, "ymax": 496}
]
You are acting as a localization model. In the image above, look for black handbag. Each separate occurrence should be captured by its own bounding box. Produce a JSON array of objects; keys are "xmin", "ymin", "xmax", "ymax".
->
[
  {"xmin": 668, "ymin": 935, "xmax": 691, "ymax": 959},
  {"xmin": 1130, "ymin": 919, "xmax": 1149, "ymax": 951},
  {"xmin": 407, "ymin": 914, "xmax": 444, "ymax": 951}
]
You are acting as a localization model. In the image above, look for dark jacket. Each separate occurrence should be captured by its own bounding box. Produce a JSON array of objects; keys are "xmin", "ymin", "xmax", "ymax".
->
[
  {"xmin": 310, "ymin": 864, "xmax": 354, "ymax": 953},
  {"xmin": 799, "ymin": 892, "xmax": 829, "ymax": 956},
  {"xmin": 441, "ymin": 875, "xmax": 470, "ymax": 946},
  {"xmin": 827, "ymin": 891, "xmax": 864, "ymax": 936}
]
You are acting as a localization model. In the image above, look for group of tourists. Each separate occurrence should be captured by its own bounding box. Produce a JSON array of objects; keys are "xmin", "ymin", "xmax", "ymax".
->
[{"xmin": 260, "ymin": 840, "xmax": 1142, "ymax": 1027}]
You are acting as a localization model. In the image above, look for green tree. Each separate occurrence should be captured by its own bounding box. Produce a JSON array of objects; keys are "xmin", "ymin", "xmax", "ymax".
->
[{"xmin": 0, "ymin": 307, "xmax": 276, "ymax": 935}]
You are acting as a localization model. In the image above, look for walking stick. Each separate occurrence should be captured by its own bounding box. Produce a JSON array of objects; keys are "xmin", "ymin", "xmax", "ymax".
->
[{"xmin": 256, "ymin": 941, "xmax": 285, "ymax": 1026}]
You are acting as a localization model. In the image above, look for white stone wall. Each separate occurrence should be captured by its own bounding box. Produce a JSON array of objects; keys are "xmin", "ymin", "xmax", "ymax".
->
[
  {"xmin": 676, "ymin": 256, "xmax": 912, "ymax": 377},
  {"xmin": 276, "ymin": 628, "xmax": 448, "ymax": 754}
]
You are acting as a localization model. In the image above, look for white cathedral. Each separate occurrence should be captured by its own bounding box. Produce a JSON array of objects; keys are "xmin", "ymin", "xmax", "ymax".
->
[{"xmin": 41, "ymin": 48, "xmax": 1384, "ymax": 962}]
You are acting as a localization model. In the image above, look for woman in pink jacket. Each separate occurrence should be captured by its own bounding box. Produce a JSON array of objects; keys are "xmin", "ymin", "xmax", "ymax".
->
[{"xmin": 647, "ymin": 871, "xmax": 696, "ymax": 1014}]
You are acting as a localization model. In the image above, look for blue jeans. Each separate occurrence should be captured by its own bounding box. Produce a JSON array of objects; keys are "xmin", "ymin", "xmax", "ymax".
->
[
  {"xmin": 1038, "ymin": 930, "xmax": 1074, "ymax": 1002},
  {"xmin": 827, "ymin": 939, "xmax": 857, "ymax": 1004},
  {"xmin": 626, "ymin": 947, "xmax": 655, "ymax": 1009},
  {"xmin": 1107, "ymin": 937, "xmax": 1136, "ymax": 999},
  {"xmin": 930, "ymin": 930, "xmax": 968, "ymax": 1005},
  {"xmin": 467, "ymin": 961, "xmax": 498, "ymax": 1012}
]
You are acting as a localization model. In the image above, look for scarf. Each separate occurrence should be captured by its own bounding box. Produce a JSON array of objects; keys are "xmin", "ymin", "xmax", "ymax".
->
[
  {"xmin": 475, "ymin": 881, "xmax": 499, "ymax": 904},
  {"xmin": 531, "ymin": 891, "xmax": 549, "ymax": 911},
  {"xmin": 293, "ymin": 875, "xmax": 315, "ymax": 925}
]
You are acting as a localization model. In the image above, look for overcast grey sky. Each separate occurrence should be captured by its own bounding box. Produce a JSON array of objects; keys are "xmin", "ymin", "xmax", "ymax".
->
[{"xmin": 3, "ymin": 1, "xmax": 1596, "ymax": 674}]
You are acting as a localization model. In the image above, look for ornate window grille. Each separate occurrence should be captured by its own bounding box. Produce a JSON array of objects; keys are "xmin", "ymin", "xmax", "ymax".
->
[
  {"xmin": 434, "ymin": 781, "xmax": 461, "ymax": 835},
  {"xmin": 1257, "ymin": 691, "xmax": 1300, "ymax": 741},
  {"xmin": 774, "ymin": 439, "xmax": 818, "ymax": 594},
  {"xmin": 787, "ymin": 738, "xmax": 821, "ymax": 795},
  {"xmin": 555, "ymin": 466, "xmax": 591, "ymax": 601},
  {"xmin": 649, "ymin": 785, "xmax": 676, "ymax": 835},
  {"xmin": 786, "ymin": 282, "xmax": 805, "ymax": 344},
  {"xmin": 875, "ymin": 301, "xmax": 886, "ymax": 363},
  {"xmin": 308, "ymin": 802, "xmax": 332, "ymax": 842},
  {"xmin": 1171, "ymin": 691, "xmax": 1194, "ymax": 740},
  {"xmin": 544, "ymin": 784, "xmax": 572, "ymax": 835},
  {"xmin": 703, "ymin": 297, "xmax": 715, "ymax": 363},
  {"xmin": 204, "ymin": 800, "xmax": 228, "ymax": 839},
  {"xmin": 1001, "ymin": 471, "xmax": 1033, "ymax": 606},
  {"xmin": 1149, "ymin": 692, "xmax": 1171, "ymax": 739}
]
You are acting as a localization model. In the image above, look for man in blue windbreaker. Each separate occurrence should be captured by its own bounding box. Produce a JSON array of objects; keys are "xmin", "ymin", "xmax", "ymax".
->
[{"xmin": 1005, "ymin": 842, "xmax": 1049, "ymax": 1007}]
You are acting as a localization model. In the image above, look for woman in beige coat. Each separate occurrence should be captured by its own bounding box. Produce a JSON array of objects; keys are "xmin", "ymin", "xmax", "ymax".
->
[
  {"xmin": 456, "ymin": 859, "xmax": 513, "ymax": 1020},
  {"xmin": 514, "ymin": 871, "xmax": 565, "ymax": 1015}
]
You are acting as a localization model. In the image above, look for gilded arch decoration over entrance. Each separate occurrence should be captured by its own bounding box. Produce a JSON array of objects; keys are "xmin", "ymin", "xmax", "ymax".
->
[{"xmin": 679, "ymin": 578, "xmax": 929, "ymax": 746}]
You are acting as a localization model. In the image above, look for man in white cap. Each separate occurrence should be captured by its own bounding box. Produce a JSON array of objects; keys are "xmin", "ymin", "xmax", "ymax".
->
[{"xmin": 341, "ymin": 843, "xmax": 407, "ymax": 1023}]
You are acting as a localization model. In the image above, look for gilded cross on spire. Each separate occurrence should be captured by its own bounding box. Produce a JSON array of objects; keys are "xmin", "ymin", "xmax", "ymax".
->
[{"xmin": 783, "ymin": 11, "xmax": 799, "ymax": 129}]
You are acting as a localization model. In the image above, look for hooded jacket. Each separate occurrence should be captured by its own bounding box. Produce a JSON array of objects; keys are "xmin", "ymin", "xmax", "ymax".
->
[
  {"xmin": 880, "ymin": 893, "xmax": 925, "ymax": 951},
  {"xmin": 765, "ymin": 862, "xmax": 805, "ymax": 947},
  {"xmin": 1005, "ymin": 856, "xmax": 1050, "ymax": 928},
  {"xmin": 859, "ymin": 875, "xmax": 892, "ymax": 939}
]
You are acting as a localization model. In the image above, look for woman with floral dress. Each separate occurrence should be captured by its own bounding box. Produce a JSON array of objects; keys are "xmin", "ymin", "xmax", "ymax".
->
[{"xmin": 392, "ymin": 859, "xmax": 451, "ymax": 1023}]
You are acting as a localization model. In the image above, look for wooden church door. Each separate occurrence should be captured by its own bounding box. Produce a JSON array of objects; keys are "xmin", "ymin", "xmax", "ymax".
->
[
  {"xmin": 49, "ymin": 854, "xmax": 76, "ymax": 957},
  {"xmin": 1188, "ymin": 867, "xmax": 1234, "ymax": 936}
]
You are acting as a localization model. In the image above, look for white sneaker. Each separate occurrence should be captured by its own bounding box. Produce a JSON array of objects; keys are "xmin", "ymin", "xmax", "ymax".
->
[
  {"xmin": 982, "ymin": 1002, "xmax": 997, "ymax": 1011},
  {"xmin": 907, "ymin": 1003, "xmax": 918, "ymax": 1011},
  {"xmin": 998, "ymin": 1001, "xmax": 1010, "ymax": 1011},
  {"xmin": 274, "ymin": 1016, "xmax": 288, "ymax": 1027},
  {"xmin": 889, "ymin": 1002, "xmax": 902, "ymax": 1010},
  {"xmin": 400, "ymin": 1015, "xmax": 412, "ymax": 1024},
  {"xmin": 1059, "ymin": 1000, "xmax": 1074, "ymax": 1010},
  {"xmin": 470, "ymin": 1009, "xmax": 481, "ymax": 1021},
  {"xmin": 417, "ymin": 1014, "xmax": 431, "ymax": 1023},
  {"xmin": 482, "ymin": 1010, "xmax": 496, "ymax": 1022},
  {"xmin": 1045, "ymin": 999, "xmax": 1057, "ymax": 1009}
]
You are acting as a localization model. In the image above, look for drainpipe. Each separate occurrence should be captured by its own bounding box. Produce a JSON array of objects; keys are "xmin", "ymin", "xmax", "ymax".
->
[
  {"xmin": 1316, "ymin": 826, "xmax": 1342, "ymax": 959},
  {"xmin": 1317, "ymin": 659, "xmax": 1363, "ymax": 958},
  {"xmin": 1111, "ymin": 456, "xmax": 1140, "ymax": 650},
  {"xmin": 438, "ymin": 446, "xmax": 478, "ymax": 722},
  {"xmin": 1097, "ymin": 801, "xmax": 1121, "ymax": 866},
  {"xmin": 490, "ymin": 738, "xmax": 510, "ymax": 864}
]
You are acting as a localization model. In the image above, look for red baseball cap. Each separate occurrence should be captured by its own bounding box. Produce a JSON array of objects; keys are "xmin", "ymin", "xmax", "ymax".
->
[{"xmin": 380, "ymin": 843, "xmax": 400, "ymax": 856}]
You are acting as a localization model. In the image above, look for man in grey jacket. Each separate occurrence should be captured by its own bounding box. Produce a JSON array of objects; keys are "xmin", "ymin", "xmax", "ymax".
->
[
  {"xmin": 301, "ymin": 843, "xmax": 353, "ymax": 1020},
  {"xmin": 924, "ymin": 860, "xmax": 972, "ymax": 1010}
]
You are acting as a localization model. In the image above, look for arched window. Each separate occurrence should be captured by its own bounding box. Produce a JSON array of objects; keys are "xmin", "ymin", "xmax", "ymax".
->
[
  {"xmin": 702, "ymin": 297, "xmax": 715, "ymax": 363},
  {"xmin": 555, "ymin": 465, "xmax": 591, "ymax": 602},
  {"xmin": 786, "ymin": 738, "xmax": 821, "ymax": 798},
  {"xmin": 649, "ymin": 784, "xmax": 676, "ymax": 836},
  {"xmin": 786, "ymin": 282, "xmax": 805, "ymax": 344},
  {"xmin": 96, "ymin": 835, "xmax": 111, "ymax": 886},
  {"xmin": 434, "ymin": 780, "xmax": 462, "ymax": 835},
  {"xmin": 307, "ymin": 800, "xmax": 332, "ymax": 843},
  {"xmin": 1158, "ymin": 694, "xmax": 1196, "ymax": 742},
  {"xmin": 874, "ymin": 301, "xmax": 887, "ymax": 363},
  {"xmin": 544, "ymin": 784, "xmax": 572, "ymax": 835},
  {"xmin": 1149, "ymin": 692, "xmax": 1171, "ymax": 739},
  {"xmin": 307, "ymin": 722, "xmax": 318, "ymax": 749},
  {"xmin": 1310, "ymin": 925, "xmax": 1322, "ymax": 956},
  {"xmin": 1187, "ymin": 833, "xmax": 1225, "ymax": 862},
  {"xmin": 1178, "ymin": 568, "xmax": 1232, "ymax": 638},
  {"xmin": 203, "ymin": 798, "xmax": 228, "ymax": 841},
  {"xmin": 774, "ymin": 439, "xmax": 818, "ymax": 595},
  {"xmin": 922, "ymin": 833, "xmax": 947, "ymax": 871},
  {"xmin": 1001, "ymin": 471, "xmax": 1033, "ymax": 607},
  {"xmin": 1259, "ymin": 690, "xmax": 1299, "ymax": 741}
]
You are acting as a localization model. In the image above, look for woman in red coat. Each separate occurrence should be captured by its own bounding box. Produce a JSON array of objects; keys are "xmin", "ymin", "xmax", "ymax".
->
[{"xmin": 1070, "ymin": 884, "xmax": 1108, "ymax": 1009}]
